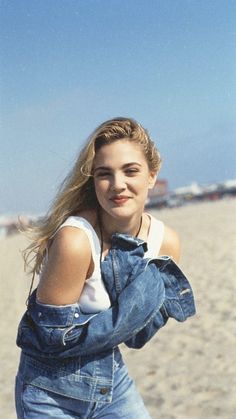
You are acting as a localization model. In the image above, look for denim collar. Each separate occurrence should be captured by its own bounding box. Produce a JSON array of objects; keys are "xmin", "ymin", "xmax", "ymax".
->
[{"xmin": 110, "ymin": 233, "xmax": 148, "ymax": 252}]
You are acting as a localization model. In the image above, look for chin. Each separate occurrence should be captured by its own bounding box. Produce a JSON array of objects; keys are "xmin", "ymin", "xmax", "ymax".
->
[{"xmin": 107, "ymin": 207, "xmax": 137, "ymax": 220}]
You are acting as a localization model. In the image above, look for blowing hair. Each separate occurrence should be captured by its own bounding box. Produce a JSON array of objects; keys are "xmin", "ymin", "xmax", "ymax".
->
[{"xmin": 22, "ymin": 117, "xmax": 162, "ymax": 282}]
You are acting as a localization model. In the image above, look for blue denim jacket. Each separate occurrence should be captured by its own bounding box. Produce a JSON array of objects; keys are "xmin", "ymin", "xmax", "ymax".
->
[
  {"xmin": 16, "ymin": 234, "xmax": 195, "ymax": 402},
  {"xmin": 101, "ymin": 234, "xmax": 195, "ymax": 348}
]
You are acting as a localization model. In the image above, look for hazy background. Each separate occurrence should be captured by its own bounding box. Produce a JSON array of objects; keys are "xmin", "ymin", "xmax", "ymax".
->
[{"xmin": 1, "ymin": 0, "xmax": 236, "ymax": 214}]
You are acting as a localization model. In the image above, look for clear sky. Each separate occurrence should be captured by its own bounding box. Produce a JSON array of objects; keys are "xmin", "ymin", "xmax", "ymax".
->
[{"xmin": 1, "ymin": 0, "xmax": 236, "ymax": 214}]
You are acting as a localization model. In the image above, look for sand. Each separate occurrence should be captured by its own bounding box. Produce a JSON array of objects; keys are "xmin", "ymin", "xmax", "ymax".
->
[{"xmin": 1, "ymin": 199, "xmax": 236, "ymax": 418}]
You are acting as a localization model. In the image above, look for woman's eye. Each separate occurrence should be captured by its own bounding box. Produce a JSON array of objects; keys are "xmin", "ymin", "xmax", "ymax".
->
[
  {"xmin": 95, "ymin": 172, "xmax": 110, "ymax": 178},
  {"xmin": 125, "ymin": 169, "xmax": 139, "ymax": 175}
]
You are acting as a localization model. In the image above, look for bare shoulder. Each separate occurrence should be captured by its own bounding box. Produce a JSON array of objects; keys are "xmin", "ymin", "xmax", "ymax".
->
[
  {"xmin": 37, "ymin": 227, "xmax": 92, "ymax": 305},
  {"xmin": 49, "ymin": 225, "xmax": 92, "ymax": 260},
  {"xmin": 159, "ymin": 224, "xmax": 181, "ymax": 263}
]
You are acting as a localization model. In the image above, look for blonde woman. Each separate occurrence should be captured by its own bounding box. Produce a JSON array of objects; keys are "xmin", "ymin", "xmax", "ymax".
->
[{"xmin": 16, "ymin": 117, "xmax": 195, "ymax": 418}]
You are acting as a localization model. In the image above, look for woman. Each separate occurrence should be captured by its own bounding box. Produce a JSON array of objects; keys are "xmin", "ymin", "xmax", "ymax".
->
[{"xmin": 16, "ymin": 117, "xmax": 195, "ymax": 418}]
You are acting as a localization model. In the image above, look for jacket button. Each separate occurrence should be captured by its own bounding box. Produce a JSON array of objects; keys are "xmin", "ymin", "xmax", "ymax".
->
[
  {"xmin": 100, "ymin": 388, "xmax": 109, "ymax": 395},
  {"xmin": 74, "ymin": 313, "xmax": 79, "ymax": 318}
]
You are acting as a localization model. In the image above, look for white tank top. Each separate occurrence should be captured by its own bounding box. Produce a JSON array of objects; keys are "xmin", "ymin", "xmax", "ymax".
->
[{"xmin": 53, "ymin": 214, "xmax": 165, "ymax": 314}]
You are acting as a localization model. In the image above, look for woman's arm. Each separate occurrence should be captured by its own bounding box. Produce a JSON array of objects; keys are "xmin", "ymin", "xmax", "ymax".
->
[
  {"xmin": 37, "ymin": 227, "xmax": 92, "ymax": 305},
  {"xmin": 17, "ymin": 229, "xmax": 195, "ymax": 358},
  {"xmin": 17, "ymin": 258, "xmax": 166, "ymax": 358}
]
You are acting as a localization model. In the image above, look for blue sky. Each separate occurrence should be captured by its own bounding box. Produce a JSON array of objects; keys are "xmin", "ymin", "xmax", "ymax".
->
[{"xmin": 1, "ymin": 0, "xmax": 236, "ymax": 214}]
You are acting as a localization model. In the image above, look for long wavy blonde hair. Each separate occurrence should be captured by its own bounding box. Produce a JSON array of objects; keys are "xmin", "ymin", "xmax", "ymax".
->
[{"xmin": 22, "ymin": 117, "xmax": 162, "ymax": 280}]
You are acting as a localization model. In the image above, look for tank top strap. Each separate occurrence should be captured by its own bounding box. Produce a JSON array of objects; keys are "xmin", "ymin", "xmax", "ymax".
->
[
  {"xmin": 52, "ymin": 216, "xmax": 101, "ymax": 274},
  {"xmin": 146, "ymin": 214, "xmax": 165, "ymax": 258}
]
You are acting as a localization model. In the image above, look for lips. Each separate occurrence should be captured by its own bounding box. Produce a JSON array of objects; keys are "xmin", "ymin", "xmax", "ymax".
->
[{"xmin": 110, "ymin": 195, "xmax": 130, "ymax": 204}]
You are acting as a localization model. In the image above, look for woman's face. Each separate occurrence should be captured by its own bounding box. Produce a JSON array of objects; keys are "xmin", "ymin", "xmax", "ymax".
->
[{"xmin": 93, "ymin": 140, "xmax": 156, "ymax": 220}]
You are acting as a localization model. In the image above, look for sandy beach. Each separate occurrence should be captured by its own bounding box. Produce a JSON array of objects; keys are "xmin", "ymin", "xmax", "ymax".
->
[{"xmin": 1, "ymin": 199, "xmax": 236, "ymax": 419}]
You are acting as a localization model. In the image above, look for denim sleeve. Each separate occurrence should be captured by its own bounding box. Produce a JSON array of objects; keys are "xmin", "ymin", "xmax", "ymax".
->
[
  {"xmin": 125, "ymin": 308, "xmax": 169, "ymax": 348},
  {"xmin": 101, "ymin": 236, "xmax": 196, "ymax": 350},
  {"xmin": 17, "ymin": 261, "xmax": 165, "ymax": 358},
  {"xmin": 125, "ymin": 258, "xmax": 196, "ymax": 349}
]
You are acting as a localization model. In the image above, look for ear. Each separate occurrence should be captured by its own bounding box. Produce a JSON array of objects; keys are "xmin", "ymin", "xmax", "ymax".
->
[{"xmin": 148, "ymin": 172, "xmax": 157, "ymax": 189}]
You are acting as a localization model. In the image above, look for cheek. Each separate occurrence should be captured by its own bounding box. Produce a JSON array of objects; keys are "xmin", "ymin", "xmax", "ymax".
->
[
  {"xmin": 133, "ymin": 176, "xmax": 150, "ymax": 191},
  {"xmin": 94, "ymin": 180, "xmax": 108, "ymax": 197}
]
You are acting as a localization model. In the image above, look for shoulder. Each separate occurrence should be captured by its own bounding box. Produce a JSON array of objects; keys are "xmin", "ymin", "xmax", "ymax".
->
[
  {"xmin": 38, "ymin": 224, "xmax": 93, "ymax": 304},
  {"xmin": 50, "ymin": 208, "xmax": 98, "ymax": 255},
  {"xmin": 160, "ymin": 224, "xmax": 181, "ymax": 263},
  {"xmin": 144, "ymin": 213, "xmax": 180, "ymax": 261},
  {"xmin": 48, "ymin": 225, "xmax": 92, "ymax": 262}
]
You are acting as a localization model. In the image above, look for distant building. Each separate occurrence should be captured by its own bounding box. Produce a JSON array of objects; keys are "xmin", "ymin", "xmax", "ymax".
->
[
  {"xmin": 173, "ymin": 179, "xmax": 236, "ymax": 202},
  {"xmin": 146, "ymin": 178, "xmax": 236, "ymax": 209},
  {"xmin": 174, "ymin": 182, "xmax": 202, "ymax": 197},
  {"xmin": 0, "ymin": 214, "xmax": 32, "ymax": 238},
  {"xmin": 146, "ymin": 179, "xmax": 169, "ymax": 208},
  {"xmin": 149, "ymin": 179, "xmax": 168, "ymax": 198},
  {"xmin": 0, "ymin": 217, "xmax": 19, "ymax": 238}
]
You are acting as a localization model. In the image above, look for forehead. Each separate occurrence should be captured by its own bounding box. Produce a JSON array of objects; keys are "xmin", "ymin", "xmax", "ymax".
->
[{"xmin": 93, "ymin": 140, "xmax": 147, "ymax": 167}]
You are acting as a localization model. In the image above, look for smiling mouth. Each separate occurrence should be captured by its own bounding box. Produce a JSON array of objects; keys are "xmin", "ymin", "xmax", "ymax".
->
[{"xmin": 110, "ymin": 196, "xmax": 130, "ymax": 204}]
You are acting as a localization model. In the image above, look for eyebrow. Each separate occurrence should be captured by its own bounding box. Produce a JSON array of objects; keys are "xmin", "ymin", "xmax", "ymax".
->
[{"xmin": 93, "ymin": 162, "xmax": 142, "ymax": 173}]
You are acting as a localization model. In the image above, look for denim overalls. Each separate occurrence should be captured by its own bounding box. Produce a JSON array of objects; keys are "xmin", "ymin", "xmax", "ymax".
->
[{"xmin": 15, "ymin": 234, "xmax": 195, "ymax": 418}]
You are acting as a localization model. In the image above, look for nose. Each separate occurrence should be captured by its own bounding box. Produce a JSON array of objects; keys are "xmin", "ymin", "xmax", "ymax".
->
[{"xmin": 110, "ymin": 173, "xmax": 126, "ymax": 192}]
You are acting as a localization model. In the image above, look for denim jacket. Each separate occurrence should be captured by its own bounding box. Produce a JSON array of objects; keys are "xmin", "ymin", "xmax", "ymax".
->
[
  {"xmin": 101, "ymin": 234, "xmax": 195, "ymax": 348},
  {"xmin": 16, "ymin": 233, "xmax": 195, "ymax": 402}
]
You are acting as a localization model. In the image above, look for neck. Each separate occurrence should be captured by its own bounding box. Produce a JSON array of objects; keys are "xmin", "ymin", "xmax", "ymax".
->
[{"xmin": 98, "ymin": 211, "xmax": 143, "ymax": 243}]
